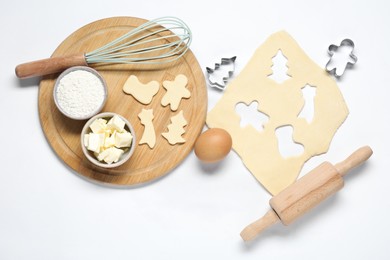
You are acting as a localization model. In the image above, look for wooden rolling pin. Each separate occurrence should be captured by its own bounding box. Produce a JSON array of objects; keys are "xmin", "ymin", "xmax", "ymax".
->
[{"xmin": 240, "ymin": 146, "xmax": 373, "ymax": 241}]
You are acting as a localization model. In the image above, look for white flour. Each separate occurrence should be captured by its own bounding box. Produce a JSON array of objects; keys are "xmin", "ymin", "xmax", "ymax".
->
[{"xmin": 56, "ymin": 70, "xmax": 106, "ymax": 119}]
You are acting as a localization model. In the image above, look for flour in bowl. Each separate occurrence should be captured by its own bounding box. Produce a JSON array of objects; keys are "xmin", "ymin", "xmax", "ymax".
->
[{"xmin": 55, "ymin": 69, "xmax": 106, "ymax": 119}]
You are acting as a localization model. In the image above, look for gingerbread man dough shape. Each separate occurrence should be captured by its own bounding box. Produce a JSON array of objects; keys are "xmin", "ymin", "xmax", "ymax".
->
[
  {"xmin": 162, "ymin": 110, "xmax": 187, "ymax": 145},
  {"xmin": 138, "ymin": 109, "xmax": 156, "ymax": 149},
  {"xmin": 161, "ymin": 74, "xmax": 191, "ymax": 111},
  {"xmin": 123, "ymin": 75, "xmax": 159, "ymax": 105}
]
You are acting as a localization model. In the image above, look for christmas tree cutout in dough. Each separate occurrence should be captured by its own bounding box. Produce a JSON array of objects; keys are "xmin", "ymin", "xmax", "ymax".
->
[
  {"xmin": 161, "ymin": 74, "xmax": 191, "ymax": 111},
  {"xmin": 268, "ymin": 50, "xmax": 291, "ymax": 83},
  {"xmin": 207, "ymin": 31, "xmax": 349, "ymax": 195},
  {"xmin": 162, "ymin": 110, "xmax": 187, "ymax": 145}
]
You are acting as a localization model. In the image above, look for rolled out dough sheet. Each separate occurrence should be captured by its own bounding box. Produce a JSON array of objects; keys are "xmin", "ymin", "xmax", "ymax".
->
[{"xmin": 207, "ymin": 31, "xmax": 349, "ymax": 195}]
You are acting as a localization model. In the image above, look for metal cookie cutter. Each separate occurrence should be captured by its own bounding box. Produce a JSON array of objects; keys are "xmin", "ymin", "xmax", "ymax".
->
[
  {"xmin": 206, "ymin": 56, "xmax": 236, "ymax": 90},
  {"xmin": 325, "ymin": 39, "xmax": 357, "ymax": 77}
]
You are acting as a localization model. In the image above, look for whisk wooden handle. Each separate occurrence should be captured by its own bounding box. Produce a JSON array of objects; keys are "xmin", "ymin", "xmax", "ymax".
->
[{"xmin": 15, "ymin": 54, "xmax": 87, "ymax": 79}]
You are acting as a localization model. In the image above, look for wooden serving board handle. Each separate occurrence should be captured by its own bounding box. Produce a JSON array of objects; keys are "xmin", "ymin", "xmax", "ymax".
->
[{"xmin": 15, "ymin": 54, "xmax": 87, "ymax": 79}]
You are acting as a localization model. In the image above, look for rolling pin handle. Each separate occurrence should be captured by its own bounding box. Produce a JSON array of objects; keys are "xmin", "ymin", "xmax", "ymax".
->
[
  {"xmin": 335, "ymin": 146, "xmax": 373, "ymax": 177},
  {"xmin": 240, "ymin": 210, "xmax": 280, "ymax": 241}
]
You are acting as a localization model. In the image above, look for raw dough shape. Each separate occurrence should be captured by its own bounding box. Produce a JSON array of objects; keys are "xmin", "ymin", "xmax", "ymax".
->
[
  {"xmin": 161, "ymin": 74, "xmax": 191, "ymax": 111},
  {"xmin": 138, "ymin": 109, "xmax": 156, "ymax": 149},
  {"xmin": 123, "ymin": 75, "xmax": 159, "ymax": 105},
  {"xmin": 207, "ymin": 31, "xmax": 349, "ymax": 195},
  {"xmin": 162, "ymin": 110, "xmax": 187, "ymax": 145}
]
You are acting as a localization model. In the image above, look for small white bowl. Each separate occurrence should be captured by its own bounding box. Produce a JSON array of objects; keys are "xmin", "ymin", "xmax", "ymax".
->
[
  {"xmin": 81, "ymin": 112, "xmax": 136, "ymax": 168},
  {"xmin": 53, "ymin": 66, "xmax": 108, "ymax": 120}
]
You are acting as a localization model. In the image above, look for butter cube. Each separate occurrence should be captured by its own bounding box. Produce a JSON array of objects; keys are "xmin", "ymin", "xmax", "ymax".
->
[
  {"xmin": 115, "ymin": 132, "xmax": 133, "ymax": 148},
  {"xmin": 98, "ymin": 147, "xmax": 124, "ymax": 164},
  {"xmin": 104, "ymin": 131, "xmax": 116, "ymax": 148},
  {"xmin": 97, "ymin": 148, "xmax": 110, "ymax": 161},
  {"xmin": 98, "ymin": 133, "xmax": 106, "ymax": 150},
  {"xmin": 104, "ymin": 129, "xmax": 112, "ymax": 138},
  {"xmin": 89, "ymin": 118, "xmax": 107, "ymax": 134},
  {"xmin": 83, "ymin": 134, "xmax": 89, "ymax": 147},
  {"xmin": 87, "ymin": 133, "xmax": 101, "ymax": 153},
  {"xmin": 107, "ymin": 115, "xmax": 126, "ymax": 132},
  {"xmin": 105, "ymin": 147, "xmax": 124, "ymax": 164}
]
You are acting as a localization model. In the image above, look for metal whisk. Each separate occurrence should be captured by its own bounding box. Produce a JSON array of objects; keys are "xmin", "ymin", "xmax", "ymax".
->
[{"xmin": 15, "ymin": 17, "xmax": 192, "ymax": 79}]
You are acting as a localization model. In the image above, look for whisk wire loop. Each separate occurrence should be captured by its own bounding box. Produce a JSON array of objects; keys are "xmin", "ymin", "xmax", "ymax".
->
[{"xmin": 85, "ymin": 16, "xmax": 192, "ymax": 65}]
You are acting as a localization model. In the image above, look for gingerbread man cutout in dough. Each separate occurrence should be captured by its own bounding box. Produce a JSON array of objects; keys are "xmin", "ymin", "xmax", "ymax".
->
[
  {"xmin": 123, "ymin": 75, "xmax": 159, "ymax": 105},
  {"xmin": 161, "ymin": 74, "xmax": 191, "ymax": 111}
]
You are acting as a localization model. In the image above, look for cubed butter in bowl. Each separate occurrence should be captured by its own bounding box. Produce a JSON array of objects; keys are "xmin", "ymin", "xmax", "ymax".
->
[{"xmin": 81, "ymin": 112, "xmax": 136, "ymax": 168}]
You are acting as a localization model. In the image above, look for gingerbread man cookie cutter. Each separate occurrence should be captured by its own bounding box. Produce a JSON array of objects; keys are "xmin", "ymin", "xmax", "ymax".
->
[{"xmin": 325, "ymin": 39, "xmax": 357, "ymax": 77}]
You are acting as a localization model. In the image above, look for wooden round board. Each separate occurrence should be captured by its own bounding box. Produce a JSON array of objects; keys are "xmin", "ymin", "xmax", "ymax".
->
[{"xmin": 38, "ymin": 17, "xmax": 207, "ymax": 186}]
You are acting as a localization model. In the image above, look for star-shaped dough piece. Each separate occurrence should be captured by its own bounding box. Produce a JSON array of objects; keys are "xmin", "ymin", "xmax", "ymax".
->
[{"xmin": 138, "ymin": 109, "xmax": 156, "ymax": 149}]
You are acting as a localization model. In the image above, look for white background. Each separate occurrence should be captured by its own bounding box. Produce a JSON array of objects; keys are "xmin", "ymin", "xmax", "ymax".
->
[{"xmin": 1, "ymin": 0, "xmax": 389, "ymax": 259}]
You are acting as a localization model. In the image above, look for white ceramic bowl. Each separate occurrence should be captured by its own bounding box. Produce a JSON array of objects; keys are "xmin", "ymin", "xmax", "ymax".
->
[
  {"xmin": 53, "ymin": 66, "xmax": 108, "ymax": 120},
  {"xmin": 81, "ymin": 112, "xmax": 136, "ymax": 168}
]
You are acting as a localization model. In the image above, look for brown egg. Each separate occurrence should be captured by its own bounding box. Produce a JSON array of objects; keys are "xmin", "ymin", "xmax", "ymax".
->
[{"xmin": 194, "ymin": 128, "xmax": 232, "ymax": 163}]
